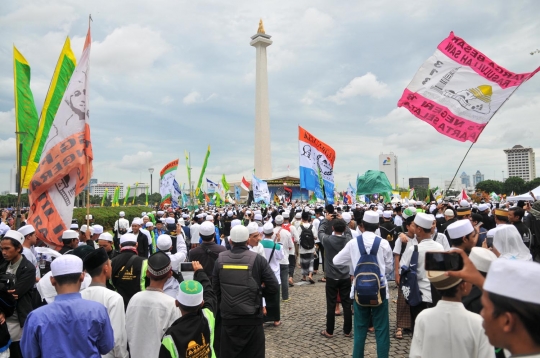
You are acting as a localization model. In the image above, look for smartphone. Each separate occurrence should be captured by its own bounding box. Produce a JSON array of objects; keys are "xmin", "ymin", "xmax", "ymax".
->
[
  {"xmin": 424, "ymin": 251, "xmax": 464, "ymax": 271},
  {"xmin": 486, "ymin": 235, "xmax": 494, "ymax": 248},
  {"xmin": 180, "ymin": 262, "xmax": 194, "ymax": 271}
]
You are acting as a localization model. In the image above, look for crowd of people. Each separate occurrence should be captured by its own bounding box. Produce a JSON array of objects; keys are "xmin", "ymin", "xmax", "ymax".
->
[{"xmin": 0, "ymin": 196, "xmax": 538, "ymax": 357}]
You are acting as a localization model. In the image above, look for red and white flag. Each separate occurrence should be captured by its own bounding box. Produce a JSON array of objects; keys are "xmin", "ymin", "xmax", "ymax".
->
[
  {"xmin": 27, "ymin": 26, "xmax": 93, "ymax": 248},
  {"xmin": 398, "ymin": 32, "xmax": 540, "ymax": 142},
  {"xmin": 240, "ymin": 176, "xmax": 250, "ymax": 192},
  {"xmin": 457, "ymin": 189, "xmax": 469, "ymax": 201}
]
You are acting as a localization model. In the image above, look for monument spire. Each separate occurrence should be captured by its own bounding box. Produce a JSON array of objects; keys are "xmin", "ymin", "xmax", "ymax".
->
[{"xmin": 250, "ymin": 20, "xmax": 272, "ymax": 179}]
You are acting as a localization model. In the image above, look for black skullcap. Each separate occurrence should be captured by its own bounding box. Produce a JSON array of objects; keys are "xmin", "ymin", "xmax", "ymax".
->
[
  {"xmin": 70, "ymin": 245, "xmax": 95, "ymax": 260},
  {"xmin": 147, "ymin": 251, "xmax": 172, "ymax": 278},
  {"xmin": 83, "ymin": 247, "xmax": 109, "ymax": 272}
]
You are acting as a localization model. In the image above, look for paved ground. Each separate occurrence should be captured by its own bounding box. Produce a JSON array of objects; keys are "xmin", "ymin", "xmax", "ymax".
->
[{"xmin": 265, "ymin": 269, "xmax": 412, "ymax": 357}]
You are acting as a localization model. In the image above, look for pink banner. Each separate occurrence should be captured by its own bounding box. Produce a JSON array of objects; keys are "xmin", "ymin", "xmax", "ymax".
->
[
  {"xmin": 438, "ymin": 32, "xmax": 540, "ymax": 89},
  {"xmin": 397, "ymin": 89, "xmax": 486, "ymax": 142}
]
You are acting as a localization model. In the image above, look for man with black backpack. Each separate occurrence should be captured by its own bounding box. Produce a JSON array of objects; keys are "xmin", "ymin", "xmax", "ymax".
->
[
  {"xmin": 333, "ymin": 211, "xmax": 393, "ymax": 358},
  {"xmin": 189, "ymin": 222, "xmax": 226, "ymax": 283},
  {"xmin": 297, "ymin": 211, "xmax": 317, "ymax": 284}
]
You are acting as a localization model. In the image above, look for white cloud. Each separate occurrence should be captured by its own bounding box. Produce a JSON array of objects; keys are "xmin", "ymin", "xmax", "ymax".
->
[
  {"xmin": 0, "ymin": 138, "xmax": 16, "ymax": 159},
  {"xmin": 161, "ymin": 96, "xmax": 173, "ymax": 105},
  {"xmin": 118, "ymin": 151, "xmax": 153, "ymax": 170},
  {"xmin": 183, "ymin": 91, "xmax": 203, "ymax": 105},
  {"xmin": 0, "ymin": 109, "xmax": 15, "ymax": 136},
  {"xmin": 326, "ymin": 73, "xmax": 390, "ymax": 104}
]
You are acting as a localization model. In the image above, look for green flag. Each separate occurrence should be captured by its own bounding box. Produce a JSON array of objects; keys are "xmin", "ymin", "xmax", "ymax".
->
[
  {"xmin": 113, "ymin": 187, "xmax": 119, "ymax": 207},
  {"xmin": 13, "ymin": 46, "xmax": 40, "ymax": 190},
  {"xmin": 145, "ymin": 187, "xmax": 149, "ymax": 206},
  {"xmin": 123, "ymin": 186, "xmax": 131, "ymax": 206},
  {"xmin": 195, "ymin": 145, "xmax": 211, "ymax": 197},
  {"xmin": 221, "ymin": 174, "xmax": 229, "ymax": 193},
  {"xmin": 23, "ymin": 37, "xmax": 76, "ymax": 189},
  {"xmin": 101, "ymin": 188, "xmax": 108, "ymax": 207}
]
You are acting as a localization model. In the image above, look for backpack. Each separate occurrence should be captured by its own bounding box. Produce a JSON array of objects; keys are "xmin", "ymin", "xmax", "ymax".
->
[
  {"xmin": 354, "ymin": 235, "xmax": 386, "ymax": 307},
  {"xmin": 399, "ymin": 245, "xmax": 422, "ymax": 307},
  {"xmin": 379, "ymin": 224, "xmax": 396, "ymax": 243},
  {"xmin": 299, "ymin": 225, "xmax": 315, "ymax": 250}
]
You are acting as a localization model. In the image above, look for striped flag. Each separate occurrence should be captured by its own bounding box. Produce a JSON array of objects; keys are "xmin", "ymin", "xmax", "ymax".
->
[
  {"xmin": 241, "ymin": 176, "xmax": 250, "ymax": 191},
  {"xmin": 160, "ymin": 159, "xmax": 179, "ymax": 208}
]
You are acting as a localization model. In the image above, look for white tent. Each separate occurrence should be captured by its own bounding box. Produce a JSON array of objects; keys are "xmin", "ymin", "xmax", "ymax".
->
[{"xmin": 506, "ymin": 185, "xmax": 540, "ymax": 202}]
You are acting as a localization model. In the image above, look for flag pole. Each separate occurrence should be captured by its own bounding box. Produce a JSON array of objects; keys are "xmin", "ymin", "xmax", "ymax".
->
[{"xmin": 85, "ymin": 14, "xmax": 92, "ymax": 242}]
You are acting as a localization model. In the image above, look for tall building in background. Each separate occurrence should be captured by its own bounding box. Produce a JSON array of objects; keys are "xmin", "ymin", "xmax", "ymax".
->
[
  {"xmin": 504, "ymin": 145, "xmax": 536, "ymax": 181},
  {"xmin": 409, "ymin": 177, "xmax": 429, "ymax": 189},
  {"xmin": 378, "ymin": 152, "xmax": 398, "ymax": 188},
  {"xmin": 460, "ymin": 172, "xmax": 471, "ymax": 188},
  {"xmin": 128, "ymin": 183, "xmax": 149, "ymax": 197},
  {"xmin": 90, "ymin": 182, "xmax": 124, "ymax": 198},
  {"xmin": 473, "ymin": 170, "xmax": 485, "ymax": 187}
]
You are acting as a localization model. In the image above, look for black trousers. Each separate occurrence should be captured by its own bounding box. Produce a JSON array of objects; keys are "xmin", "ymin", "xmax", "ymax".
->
[
  {"xmin": 410, "ymin": 301, "xmax": 433, "ymax": 332},
  {"xmin": 325, "ymin": 278, "xmax": 352, "ymax": 335},
  {"xmin": 221, "ymin": 324, "xmax": 265, "ymax": 358},
  {"xmin": 288, "ymin": 254, "xmax": 296, "ymax": 277}
]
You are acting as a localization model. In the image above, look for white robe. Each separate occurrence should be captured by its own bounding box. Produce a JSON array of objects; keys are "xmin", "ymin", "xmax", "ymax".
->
[
  {"xmin": 126, "ymin": 290, "xmax": 180, "ymax": 358},
  {"xmin": 410, "ymin": 300, "xmax": 494, "ymax": 358},
  {"xmin": 81, "ymin": 286, "xmax": 129, "ymax": 358}
]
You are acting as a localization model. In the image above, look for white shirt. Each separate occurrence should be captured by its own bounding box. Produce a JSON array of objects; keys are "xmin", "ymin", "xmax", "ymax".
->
[
  {"xmin": 274, "ymin": 227, "xmax": 294, "ymax": 265},
  {"xmin": 22, "ymin": 247, "xmax": 40, "ymax": 280},
  {"xmin": 126, "ymin": 290, "xmax": 180, "ymax": 358},
  {"xmin": 434, "ymin": 232, "xmax": 450, "ymax": 250},
  {"xmin": 190, "ymin": 223, "xmax": 200, "ymax": 245},
  {"xmin": 410, "ymin": 300, "xmax": 494, "ymax": 358},
  {"xmin": 261, "ymin": 238, "xmax": 284, "ymax": 284},
  {"xmin": 400, "ymin": 238, "xmax": 444, "ymax": 303},
  {"xmin": 333, "ymin": 231, "xmax": 393, "ymax": 299},
  {"xmin": 297, "ymin": 222, "xmax": 317, "ymax": 254},
  {"xmin": 114, "ymin": 218, "xmax": 130, "ymax": 231},
  {"xmin": 249, "ymin": 243, "xmax": 266, "ymax": 258},
  {"xmin": 394, "ymin": 215, "xmax": 403, "ymax": 227},
  {"xmin": 82, "ymin": 285, "xmax": 129, "ymax": 358},
  {"xmin": 393, "ymin": 236, "xmax": 418, "ymax": 256}
]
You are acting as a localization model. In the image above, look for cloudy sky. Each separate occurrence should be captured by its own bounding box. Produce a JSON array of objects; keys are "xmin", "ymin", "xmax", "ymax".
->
[{"xmin": 1, "ymin": 0, "xmax": 539, "ymax": 194}]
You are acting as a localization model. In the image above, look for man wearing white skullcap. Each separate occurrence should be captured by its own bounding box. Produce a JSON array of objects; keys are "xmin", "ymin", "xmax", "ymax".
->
[
  {"xmin": 400, "ymin": 213, "xmax": 444, "ymax": 331},
  {"xmin": 189, "ymin": 223, "xmax": 226, "ymax": 282},
  {"xmin": 20, "ymin": 255, "xmax": 114, "ymax": 357},
  {"xmin": 18, "ymin": 225, "xmax": 41, "ymax": 281},
  {"xmin": 462, "ymin": 247, "xmax": 497, "ymax": 315},
  {"xmin": 59, "ymin": 230, "xmax": 79, "ymax": 254},
  {"xmin": 447, "ymin": 220, "xmax": 478, "ymax": 255},
  {"xmin": 131, "ymin": 218, "xmax": 152, "ymax": 258},
  {"xmin": 260, "ymin": 221, "xmax": 284, "ymax": 326}
]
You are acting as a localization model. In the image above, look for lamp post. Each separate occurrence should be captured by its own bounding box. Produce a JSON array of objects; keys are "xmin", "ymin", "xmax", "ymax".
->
[{"xmin": 148, "ymin": 168, "xmax": 154, "ymax": 194}]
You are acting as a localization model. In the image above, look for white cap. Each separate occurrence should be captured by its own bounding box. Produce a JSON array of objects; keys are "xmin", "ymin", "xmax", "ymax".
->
[
  {"xmin": 146, "ymin": 221, "xmax": 154, "ymax": 227},
  {"xmin": 460, "ymin": 200, "xmax": 470, "ymax": 208},
  {"xmin": 4, "ymin": 230, "xmax": 24, "ymax": 245},
  {"xmin": 165, "ymin": 217, "xmax": 175, "ymax": 224},
  {"xmin": 157, "ymin": 234, "xmax": 173, "ymax": 251},
  {"xmin": 141, "ymin": 212, "xmax": 147, "ymax": 217},
  {"xmin": 254, "ymin": 213, "xmax": 263, "ymax": 221},
  {"xmin": 263, "ymin": 222, "xmax": 274, "ymax": 234},
  {"xmin": 275, "ymin": 215, "xmax": 284, "ymax": 224},
  {"xmin": 402, "ymin": 207, "xmax": 417, "ymax": 219},
  {"xmin": 478, "ymin": 204, "xmax": 489, "ymax": 212},
  {"xmin": 62, "ymin": 230, "xmax": 78, "ymax": 240},
  {"xmin": 206, "ymin": 215, "xmax": 214, "ymax": 221},
  {"xmin": 444, "ymin": 209, "xmax": 455, "ymax": 217},
  {"xmin": 119, "ymin": 211, "xmax": 125, "ymax": 217},
  {"xmin": 484, "ymin": 259, "xmax": 540, "ymax": 305},
  {"xmin": 447, "ymin": 219, "xmax": 474, "ymax": 240},
  {"xmin": 179, "ymin": 218, "xmax": 185, "ymax": 226},
  {"xmin": 93, "ymin": 225, "xmax": 104, "ymax": 234},
  {"xmin": 131, "ymin": 218, "xmax": 142, "ymax": 226},
  {"xmin": 98, "ymin": 233, "xmax": 113, "ymax": 242},
  {"xmin": 18, "ymin": 225, "xmax": 35, "ymax": 237},
  {"xmin": 230, "ymin": 225, "xmax": 249, "ymax": 243},
  {"xmin": 342, "ymin": 212, "xmax": 351, "ymax": 224},
  {"xmin": 363, "ymin": 211, "xmax": 379, "ymax": 224},
  {"xmin": 176, "ymin": 280, "xmax": 203, "ymax": 307},
  {"xmin": 377, "ymin": 209, "xmax": 383, "ymax": 217},
  {"xmin": 282, "ymin": 211, "xmax": 289, "ymax": 219},
  {"xmin": 157, "ymin": 211, "xmax": 164, "ymax": 216},
  {"xmin": 247, "ymin": 222, "xmax": 259, "ymax": 235},
  {"xmin": 80, "ymin": 225, "xmax": 94, "ymax": 234},
  {"xmin": 51, "ymin": 255, "xmax": 83, "ymax": 277},
  {"xmin": 227, "ymin": 211, "xmax": 233, "ymax": 217},
  {"xmin": 414, "ymin": 213, "xmax": 434, "ymax": 230},
  {"xmin": 231, "ymin": 219, "xmax": 242, "ymax": 228},
  {"xmin": 200, "ymin": 221, "xmax": 215, "ymax": 236},
  {"xmin": 469, "ymin": 247, "xmax": 497, "ymax": 273},
  {"xmin": 382, "ymin": 211, "xmax": 392, "ymax": 219},
  {"xmin": 409, "ymin": 200, "xmax": 416, "ymax": 205},
  {"xmin": 120, "ymin": 233, "xmax": 137, "ymax": 245},
  {"xmin": 70, "ymin": 223, "xmax": 79, "ymax": 230}
]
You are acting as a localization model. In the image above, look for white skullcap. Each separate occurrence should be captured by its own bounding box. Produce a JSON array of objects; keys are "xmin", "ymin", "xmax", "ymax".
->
[
  {"xmin": 70, "ymin": 223, "xmax": 79, "ymax": 230},
  {"xmin": 120, "ymin": 233, "xmax": 137, "ymax": 245},
  {"xmin": 246, "ymin": 210, "xmax": 252, "ymax": 215},
  {"xmin": 157, "ymin": 234, "xmax": 173, "ymax": 251},
  {"xmin": 131, "ymin": 218, "xmax": 142, "ymax": 226},
  {"xmin": 206, "ymin": 215, "xmax": 214, "ymax": 221},
  {"xmin": 254, "ymin": 214, "xmax": 263, "ymax": 221},
  {"xmin": 165, "ymin": 217, "xmax": 175, "ymax": 224},
  {"xmin": 227, "ymin": 211, "xmax": 233, "ymax": 217},
  {"xmin": 460, "ymin": 200, "xmax": 470, "ymax": 208},
  {"xmin": 141, "ymin": 212, "xmax": 147, "ymax": 217},
  {"xmin": 98, "ymin": 233, "xmax": 113, "ymax": 242},
  {"xmin": 484, "ymin": 259, "xmax": 540, "ymax": 305},
  {"xmin": 157, "ymin": 211, "xmax": 164, "ymax": 216},
  {"xmin": 295, "ymin": 212, "xmax": 301, "ymax": 219},
  {"xmin": 444, "ymin": 209, "xmax": 455, "ymax": 217},
  {"xmin": 429, "ymin": 204, "xmax": 436, "ymax": 213},
  {"xmin": 80, "ymin": 225, "xmax": 94, "ymax": 234},
  {"xmin": 159, "ymin": 218, "xmax": 166, "ymax": 223},
  {"xmin": 119, "ymin": 211, "xmax": 125, "ymax": 217},
  {"xmin": 92, "ymin": 225, "xmax": 104, "ymax": 234},
  {"xmin": 196, "ymin": 214, "xmax": 204, "ymax": 219},
  {"xmin": 377, "ymin": 210, "xmax": 383, "ymax": 217},
  {"xmin": 409, "ymin": 200, "xmax": 416, "ymax": 205},
  {"xmin": 414, "ymin": 213, "xmax": 434, "ymax": 230},
  {"xmin": 255, "ymin": 210, "xmax": 261, "ymax": 215},
  {"xmin": 179, "ymin": 218, "xmax": 185, "ymax": 226},
  {"xmin": 4, "ymin": 230, "xmax": 24, "ymax": 245},
  {"xmin": 177, "ymin": 280, "xmax": 203, "ymax": 307},
  {"xmin": 282, "ymin": 211, "xmax": 289, "ymax": 218},
  {"xmin": 200, "ymin": 222, "xmax": 215, "ymax": 236},
  {"xmin": 62, "ymin": 230, "xmax": 78, "ymax": 240},
  {"xmin": 146, "ymin": 221, "xmax": 154, "ymax": 227},
  {"xmin": 51, "ymin": 255, "xmax": 83, "ymax": 277},
  {"xmin": 478, "ymin": 204, "xmax": 489, "ymax": 212},
  {"xmin": 263, "ymin": 222, "xmax": 274, "ymax": 234},
  {"xmin": 247, "ymin": 222, "xmax": 260, "ymax": 235},
  {"xmin": 447, "ymin": 219, "xmax": 474, "ymax": 240},
  {"xmin": 18, "ymin": 225, "xmax": 35, "ymax": 237},
  {"xmin": 342, "ymin": 212, "xmax": 351, "ymax": 224},
  {"xmin": 469, "ymin": 247, "xmax": 497, "ymax": 273},
  {"xmin": 382, "ymin": 211, "xmax": 392, "ymax": 219},
  {"xmin": 230, "ymin": 225, "xmax": 249, "ymax": 243},
  {"xmin": 231, "ymin": 219, "xmax": 242, "ymax": 228},
  {"xmin": 275, "ymin": 215, "xmax": 284, "ymax": 224},
  {"xmin": 363, "ymin": 211, "xmax": 379, "ymax": 224}
]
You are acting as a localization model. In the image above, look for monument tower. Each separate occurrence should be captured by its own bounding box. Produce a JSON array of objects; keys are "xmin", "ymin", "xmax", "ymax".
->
[{"xmin": 250, "ymin": 19, "xmax": 272, "ymax": 179}]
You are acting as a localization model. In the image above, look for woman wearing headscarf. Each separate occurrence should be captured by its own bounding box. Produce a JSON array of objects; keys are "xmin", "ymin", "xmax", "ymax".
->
[{"xmin": 490, "ymin": 225, "xmax": 532, "ymax": 261}]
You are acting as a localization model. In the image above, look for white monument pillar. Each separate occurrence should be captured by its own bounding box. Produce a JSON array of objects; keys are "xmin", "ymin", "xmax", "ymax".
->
[{"xmin": 250, "ymin": 19, "xmax": 272, "ymax": 179}]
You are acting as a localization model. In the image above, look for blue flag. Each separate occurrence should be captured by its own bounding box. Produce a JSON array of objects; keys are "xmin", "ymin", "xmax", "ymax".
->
[{"xmin": 234, "ymin": 185, "xmax": 241, "ymax": 201}]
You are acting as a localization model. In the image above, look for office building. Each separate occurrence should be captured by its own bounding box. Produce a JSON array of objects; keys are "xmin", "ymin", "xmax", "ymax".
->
[
  {"xmin": 473, "ymin": 170, "xmax": 485, "ymax": 187},
  {"xmin": 460, "ymin": 172, "xmax": 471, "ymax": 188},
  {"xmin": 409, "ymin": 177, "xmax": 429, "ymax": 189},
  {"xmin": 127, "ymin": 183, "xmax": 149, "ymax": 197},
  {"xmin": 378, "ymin": 152, "xmax": 399, "ymax": 188},
  {"xmin": 90, "ymin": 182, "xmax": 124, "ymax": 198},
  {"xmin": 504, "ymin": 145, "xmax": 536, "ymax": 181}
]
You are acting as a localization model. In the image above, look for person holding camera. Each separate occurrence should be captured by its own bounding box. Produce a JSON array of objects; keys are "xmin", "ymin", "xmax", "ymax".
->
[{"xmin": 0, "ymin": 230, "xmax": 37, "ymax": 358}]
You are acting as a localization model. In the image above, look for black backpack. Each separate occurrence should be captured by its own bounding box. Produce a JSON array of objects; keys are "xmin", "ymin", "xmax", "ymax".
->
[{"xmin": 299, "ymin": 225, "xmax": 315, "ymax": 250}]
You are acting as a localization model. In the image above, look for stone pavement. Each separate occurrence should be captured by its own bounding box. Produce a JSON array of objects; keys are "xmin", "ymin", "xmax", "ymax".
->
[{"xmin": 265, "ymin": 270, "xmax": 412, "ymax": 357}]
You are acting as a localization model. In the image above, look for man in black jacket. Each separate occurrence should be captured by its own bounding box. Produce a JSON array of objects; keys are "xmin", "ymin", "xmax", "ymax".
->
[
  {"xmin": 59, "ymin": 230, "xmax": 79, "ymax": 254},
  {"xmin": 0, "ymin": 230, "xmax": 37, "ymax": 358},
  {"xmin": 131, "ymin": 219, "xmax": 150, "ymax": 258},
  {"xmin": 212, "ymin": 225, "xmax": 278, "ymax": 358}
]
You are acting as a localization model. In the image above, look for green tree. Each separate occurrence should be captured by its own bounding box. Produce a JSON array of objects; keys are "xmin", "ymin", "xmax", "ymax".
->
[
  {"xmin": 475, "ymin": 180, "xmax": 502, "ymax": 194},
  {"xmin": 525, "ymin": 177, "xmax": 540, "ymax": 192},
  {"xmin": 502, "ymin": 176, "xmax": 525, "ymax": 195}
]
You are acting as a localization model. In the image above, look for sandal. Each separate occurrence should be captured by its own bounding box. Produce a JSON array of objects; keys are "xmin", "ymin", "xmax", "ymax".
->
[
  {"xmin": 318, "ymin": 278, "xmax": 326, "ymax": 282},
  {"xmin": 308, "ymin": 277, "xmax": 315, "ymax": 284},
  {"xmin": 320, "ymin": 330, "xmax": 333, "ymax": 338},
  {"xmin": 301, "ymin": 278, "xmax": 306, "ymax": 282},
  {"xmin": 344, "ymin": 332, "xmax": 353, "ymax": 338},
  {"xmin": 394, "ymin": 328, "xmax": 403, "ymax": 339},
  {"xmin": 273, "ymin": 321, "xmax": 282, "ymax": 327}
]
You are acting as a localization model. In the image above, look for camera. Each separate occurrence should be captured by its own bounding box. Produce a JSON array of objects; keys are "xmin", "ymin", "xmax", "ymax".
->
[{"xmin": 0, "ymin": 274, "xmax": 15, "ymax": 291}]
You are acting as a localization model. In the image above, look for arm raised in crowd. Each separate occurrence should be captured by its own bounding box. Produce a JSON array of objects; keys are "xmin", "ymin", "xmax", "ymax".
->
[{"xmin": 192, "ymin": 261, "xmax": 217, "ymax": 315}]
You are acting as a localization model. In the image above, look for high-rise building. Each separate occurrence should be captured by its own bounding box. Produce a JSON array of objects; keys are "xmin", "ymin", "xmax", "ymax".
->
[
  {"xmin": 460, "ymin": 172, "xmax": 471, "ymax": 188},
  {"xmin": 127, "ymin": 183, "xmax": 149, "ymax": 197},
  {"xmin": 473, "ymin": 170, "xmax": 485, "ymax": 187},
  {"xmin": 378, "ymin": 152, "xmax": 399, "ymax": 188},
  {"xmin": 504, "ymin": 145, "xmax": 536, "ymax": 181},
  {"xmin": 90, "ymin": 182, "xmax": 124, "ymax": 198},
  {"xmin": 409, "ymin": 177, "xmax": 429, "ymax": 189}
]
